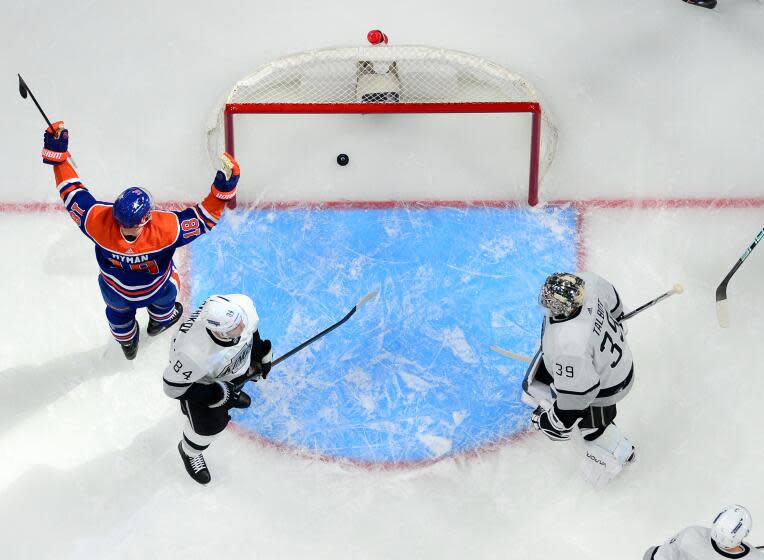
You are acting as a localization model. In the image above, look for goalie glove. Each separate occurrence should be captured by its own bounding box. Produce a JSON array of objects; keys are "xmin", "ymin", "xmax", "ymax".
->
[
  {"xmin": 531, "ymin": 404, "xmax": 573, "ymax": 441},
  {"xmin": 211, "ymin": 152, "xmax": 239, "ymax": 200},
  {"xmin": 42, "ymin": 121, "xmax": 70, "ymax": 165}
]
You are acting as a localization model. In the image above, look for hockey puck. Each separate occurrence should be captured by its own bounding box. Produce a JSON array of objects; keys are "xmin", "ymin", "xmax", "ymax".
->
[{"xmin": 336, "ymin": 153, "xmax": 349, "ymax": 166}]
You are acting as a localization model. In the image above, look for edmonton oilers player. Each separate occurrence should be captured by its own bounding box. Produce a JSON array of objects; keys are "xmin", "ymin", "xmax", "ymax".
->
[{"xmin": 42, "ymin": 121, "xmax": 239, "ymax": 359}]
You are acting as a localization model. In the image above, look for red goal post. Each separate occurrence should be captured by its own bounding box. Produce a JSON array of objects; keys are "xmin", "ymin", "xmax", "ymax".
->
[{"xmin": 207, "ymin": 45, "xmax": 557, "ymax": 206}]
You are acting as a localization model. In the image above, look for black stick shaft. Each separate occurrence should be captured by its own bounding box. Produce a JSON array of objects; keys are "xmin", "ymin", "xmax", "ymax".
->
[
  {"xmin": 234, "ymin": 290, "xmax": 378, "ymax": 389},
  {"xmin": 716, "ymin": 226, "xmax": 764, "ymax": 300},
  {"xmin": 620, "ymin": 290, "xmax": 676, "ymax": 321},
  {"xmin": 18, "ymin": 74, "xmax": 53, "ymax": 129},
  {"xmin": 271, "ymin": 306, "xmax": 357, "ymax": 367}
]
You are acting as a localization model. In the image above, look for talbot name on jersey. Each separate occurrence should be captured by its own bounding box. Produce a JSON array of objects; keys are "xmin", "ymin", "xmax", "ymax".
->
[
  {"xmin": 593, "ymin": 299, "xmax": 606, "ymax": 336},
  {"xmin": 109, "ymin": 253, "xmax": 150, "ymax": 264}
]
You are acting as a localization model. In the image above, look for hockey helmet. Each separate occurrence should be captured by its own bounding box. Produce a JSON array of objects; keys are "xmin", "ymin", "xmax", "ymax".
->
[
  {"xmin": 711, "ymin": 505, "xmax": 752, "ymax": 549},
  {"xmin": 202, "ymin": 296, "xmax": 246, "ymax": 339},
  {"xmin": 113, "ymin": 187, "xmax": 153, "ymax": 228},
  {"xmin": 539, "ymin": 273, "xmax": 586, "ymax": 318}
]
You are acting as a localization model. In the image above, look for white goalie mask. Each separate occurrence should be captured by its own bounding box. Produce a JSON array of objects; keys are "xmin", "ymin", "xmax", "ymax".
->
[
  {"xmin": 202, "ymin": 296, "xmax": 246, "ymax": 340},
  {"xmin": 711, "ymin": 505, "xmax": 752, "ymax": 549}
]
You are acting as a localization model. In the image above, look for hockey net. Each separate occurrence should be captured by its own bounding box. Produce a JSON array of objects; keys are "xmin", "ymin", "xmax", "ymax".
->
[{"xmin": 206, "ymin": 44, "xmax": 558, "ymax": 206}]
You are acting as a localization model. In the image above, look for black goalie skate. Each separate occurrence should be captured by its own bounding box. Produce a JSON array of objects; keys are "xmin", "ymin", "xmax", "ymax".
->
[
  {"xmin": 147, "ymin": 302, "xmax": 184, "ymax": 337},
  {"xmin": 178, "ymin": 441, "xmax": 211, "ymax": 485}
]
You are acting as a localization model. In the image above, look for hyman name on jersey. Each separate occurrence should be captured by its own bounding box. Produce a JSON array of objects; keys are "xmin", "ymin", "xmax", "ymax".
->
[{"xmin": 109, "ymin": 252, "xmax": 151, "ymax": 265}]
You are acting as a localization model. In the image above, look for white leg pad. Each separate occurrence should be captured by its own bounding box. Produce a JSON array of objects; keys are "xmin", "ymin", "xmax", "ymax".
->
[
  {"xmin": 522, "ymin": 381, "xmax": 554, "ymax": 408},
  {"xmin": 578, "ymin": 423, "xmax": 634, "ymax": 489}
]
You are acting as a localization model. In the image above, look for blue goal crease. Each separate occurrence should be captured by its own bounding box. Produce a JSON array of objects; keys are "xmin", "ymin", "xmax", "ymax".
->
[{"xmin": 190, "ymin": 205, "xmax": 577, "ymax": 463}]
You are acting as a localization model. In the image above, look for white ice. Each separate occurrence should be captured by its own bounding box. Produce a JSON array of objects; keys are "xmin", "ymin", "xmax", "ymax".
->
[{"xmin": 2, "ymin": 1, "xmax": 764, "ymax": 559}]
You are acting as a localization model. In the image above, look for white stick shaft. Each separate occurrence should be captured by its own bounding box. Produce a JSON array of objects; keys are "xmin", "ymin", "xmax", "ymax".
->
[{"xmin": 490, "ymin": 345, "xmax": 532, "ymax": 363}]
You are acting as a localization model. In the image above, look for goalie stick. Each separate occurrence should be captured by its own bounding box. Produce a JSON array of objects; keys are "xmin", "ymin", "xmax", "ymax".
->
[
  {"xmin": 18, "ymin": 74, "xmax": 77, "ymax": 168},
  {"xmin": 234, "ymin": 290, "xmax": 379, "ymax": 389},
  {"xmin": 491, "ymin": 283, "xmax": 684, "ymax": 363},
  {"xmin": 715, "ymin": 227, "xmax": 764, "ymax": 328}
]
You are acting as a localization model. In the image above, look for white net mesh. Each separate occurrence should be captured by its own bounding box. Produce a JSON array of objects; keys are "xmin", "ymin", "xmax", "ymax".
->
[{"xmin": 206, "ymin": 44, "xmax": 558, "ymax": 195}]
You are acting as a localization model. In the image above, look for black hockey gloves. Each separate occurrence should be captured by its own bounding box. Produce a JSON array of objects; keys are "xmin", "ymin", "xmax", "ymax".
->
[
  {"xmin": 249, "ymin": 332, "xmax": 273, "ymax": 381},
  {"xmin": 532, "ymin": 404, "xmax": 573, "ymax": 441}
]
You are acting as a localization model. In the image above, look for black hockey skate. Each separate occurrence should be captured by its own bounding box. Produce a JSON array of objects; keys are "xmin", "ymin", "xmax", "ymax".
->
[
  {"xmin": 178, "ymin": 441, "xmax": 211, "ymax": 485},
  {"xmin": 681, "ymin": 0, "xmax": 716, "ymax": 8},
  {"xmin": 120, "ymin": 331, "xmax": 139, "ymax": 360},
  {"xmin": 147, "ymin": 302, "xmax": 184, "ymax": 337}
]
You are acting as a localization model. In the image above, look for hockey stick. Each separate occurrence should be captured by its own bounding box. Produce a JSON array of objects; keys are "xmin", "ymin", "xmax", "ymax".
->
[
  {"xmin": 620, "ymin": 283, "xmax": 683, "ymax": 321},
  {"xmin": 489, "ymin": 345, "xmax": 532, "ymax": 363},
  {"xmin": 18, "ymin": 74, "xmax": 77, "ymax": 168},
  {"xmin": 491, "ymin": 283, "xmax": 684, "ymax": 363},
  {"xmin": 715, "ymin": 227, "xmax": 764, "ymax": 328},
  {"xmin": 233, "ymin": 290, "xmax": 379, "ymax": 389}
]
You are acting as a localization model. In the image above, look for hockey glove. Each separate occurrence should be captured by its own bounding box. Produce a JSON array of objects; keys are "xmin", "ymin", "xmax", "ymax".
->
[
  {"xmin": 531, "ymin": 404, "xmax": 572, "ymax": 441},
  {"xmin": 249, "ymin": 336, "xmax": 273, "ymax": 381},
  {"xmin": 42, "ymin": 121, "xmax": 70, "ymax": 165},
  {"xmin": 211, "ymin": 152, "xmax": 239, "ymax": 200},
  {"xmin": 208, "ymin": 381, "xmax": 251, "ymax": 409}
]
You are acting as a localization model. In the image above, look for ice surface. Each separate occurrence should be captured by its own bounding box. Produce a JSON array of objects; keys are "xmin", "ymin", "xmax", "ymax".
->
[{"xmin": 2, "ymin": 1, "xmax": 764, "ymax": 559}]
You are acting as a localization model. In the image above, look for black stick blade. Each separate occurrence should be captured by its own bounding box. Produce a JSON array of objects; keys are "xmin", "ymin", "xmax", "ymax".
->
[{"xmin": 18, "ymin": 74, "xmax": 28, "ymax": 99}]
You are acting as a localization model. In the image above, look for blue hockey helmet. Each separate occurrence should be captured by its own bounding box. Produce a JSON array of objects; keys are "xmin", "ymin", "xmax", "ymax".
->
[{"xmin": 113, "ymin": 187, "xmax": 153, "ymax": 228}]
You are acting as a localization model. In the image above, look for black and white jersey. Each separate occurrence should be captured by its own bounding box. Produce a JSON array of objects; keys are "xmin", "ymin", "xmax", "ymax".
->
[
  {"xmin": 541, "ymin": 272, "xmax": 633, "ymax": 413},
  {"xmin": 163, "ymin": 294, "xmax": 260, "ymax": 399},
  {"xmin": 647, "ymin": 526, "xmax": 764, "ymax": 559}
]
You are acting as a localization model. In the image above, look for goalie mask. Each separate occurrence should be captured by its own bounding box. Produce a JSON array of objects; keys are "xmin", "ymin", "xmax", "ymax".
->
[
  {"xmin": 202, "ymin": 296, "xmax": 246, "ymax": 340},
  {"xmin": 539, "ymin": 273, "xmax": 585, "ymax": 318}
]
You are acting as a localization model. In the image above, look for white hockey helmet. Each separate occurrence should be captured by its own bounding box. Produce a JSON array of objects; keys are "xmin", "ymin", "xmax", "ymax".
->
[
  {"xmin": 202, "ymin": 296, "xmax": 246, "ymax": 339},
  {"xmin": 711, "ymin": 505, "xmax": 752, "ymax": 549}
]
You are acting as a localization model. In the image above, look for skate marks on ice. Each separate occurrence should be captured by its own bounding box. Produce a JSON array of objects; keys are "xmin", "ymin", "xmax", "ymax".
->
[
  {"xmin": 0, "ymin": 332, "xmax": 173, "ymax": 438},
  {"xmin": 191, "ymin": 204, "xmax": 577, "ymax": 464}
]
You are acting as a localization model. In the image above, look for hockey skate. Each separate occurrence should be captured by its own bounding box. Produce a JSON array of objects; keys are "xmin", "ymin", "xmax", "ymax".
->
[
  {"xmin": 147, "ymin": 302, "xmax": 183, "ymax": 337},
  {"xmin": 178, "ymin": 441, "xmax": 211, "ymax": 485},
  {"xmin": 120, "ymin": 331, "xmax": 139, "ymax": 360}
]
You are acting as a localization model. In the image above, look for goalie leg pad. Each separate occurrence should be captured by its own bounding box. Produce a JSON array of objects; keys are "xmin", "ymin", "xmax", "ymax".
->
[{"xmin": 578, "ymin": 422, "xmax": 634, "ymax": 489}]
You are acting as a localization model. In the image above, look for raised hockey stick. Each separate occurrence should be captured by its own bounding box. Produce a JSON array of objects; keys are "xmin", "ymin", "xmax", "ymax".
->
[
  {"xmin": 715, "ymin": 227, "xmax": 764, "ymax": 328},
  {"xmin": 18, "ymin": 73, "xmax": 77, "ymax": 168},
  {"xmin": 234, "ymin": 290, "xmax": 379, "ymax": 389},
  {"xmin": 491, "ymin": 283, "xmax": 684, "ymax": 363}
]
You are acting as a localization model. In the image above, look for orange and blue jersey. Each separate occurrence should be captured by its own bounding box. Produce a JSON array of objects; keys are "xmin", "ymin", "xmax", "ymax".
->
[{"xmin": 53, "ymin": 160, "xmax": 232, "ymax": 302}]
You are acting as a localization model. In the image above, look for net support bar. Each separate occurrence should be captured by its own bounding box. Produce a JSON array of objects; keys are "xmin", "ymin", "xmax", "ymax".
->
[{"xmin": 223, "ymin": 101, "xmax": 542, "ymax": 207}]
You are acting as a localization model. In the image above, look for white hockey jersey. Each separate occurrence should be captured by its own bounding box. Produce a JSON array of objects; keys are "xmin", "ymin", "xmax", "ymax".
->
[
  {"xmin": 541, "ymin": 272, "xmax": 634, "ymax": 413},
  {"xmin": 645, "ymin": 526, "xmax": 764, "ymax": 560},
  {"xmin": 163, "ymin": 294, "xmax": 260, "ymax": 399}
]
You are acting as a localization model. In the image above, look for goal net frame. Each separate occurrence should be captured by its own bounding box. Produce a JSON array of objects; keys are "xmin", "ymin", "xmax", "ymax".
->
[{"xmin": 208, "ymin": 44, "xmax": 557, "ymax": 207}]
